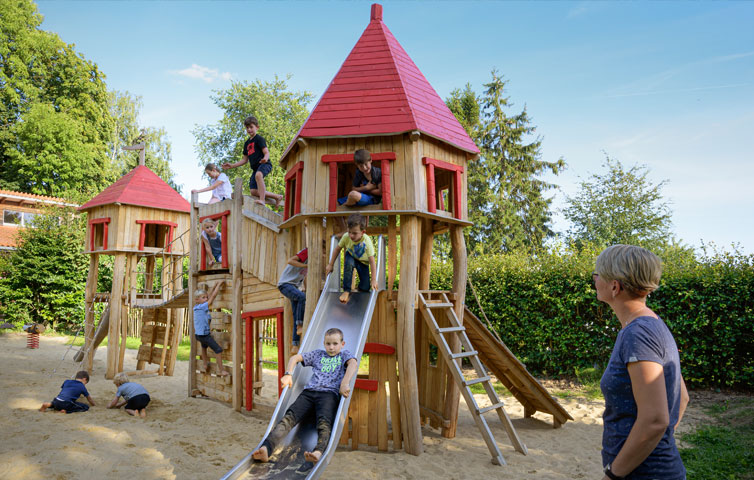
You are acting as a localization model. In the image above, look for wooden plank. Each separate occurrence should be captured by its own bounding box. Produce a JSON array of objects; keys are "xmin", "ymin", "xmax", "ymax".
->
[
  {"xmin": 232, "ymin": 179, "xmax": 244, "ymax": 411},
  {"xmin": 443, "ymin": 225, "xmax": 467, "ymax": 438},
  {"xmin": 83, "ymin": 254, "xmax": 99, "ymax": 373},
  {"xmin": 189, "ymin": 191, "xmax": 199, "ymax": 397},
  {"xmin": 106, "ymin": 254, "xmax": 126, "ymax": 379}
]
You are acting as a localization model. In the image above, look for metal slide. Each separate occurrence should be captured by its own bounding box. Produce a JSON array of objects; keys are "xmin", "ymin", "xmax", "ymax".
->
[{"xmin": 221, "ymin": 235, "xmax": 385, "ymax": 480}]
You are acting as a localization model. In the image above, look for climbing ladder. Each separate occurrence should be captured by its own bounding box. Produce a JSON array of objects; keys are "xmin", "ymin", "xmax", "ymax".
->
[{"xmin": 418, "ymin": 291, "xmax": 527, "ymax": 465}]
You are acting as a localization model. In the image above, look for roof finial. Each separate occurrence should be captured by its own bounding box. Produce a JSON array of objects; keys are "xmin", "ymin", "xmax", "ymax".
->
[{"xmin": 371, "ymin": 3, "xmax": 383, "ymax": 21}]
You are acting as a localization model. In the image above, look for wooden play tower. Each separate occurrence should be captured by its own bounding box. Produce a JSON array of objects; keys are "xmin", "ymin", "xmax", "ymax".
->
[{"xmin": 78, "ymin": 149, "xmax": 191, "ymax": 379}]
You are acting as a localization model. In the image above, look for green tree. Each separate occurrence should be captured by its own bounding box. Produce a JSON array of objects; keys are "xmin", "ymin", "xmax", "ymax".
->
[
  {"xmin": 447, "ymin": 71, "xmax": 565, "ymax": 254},
  {"xmin": 563, "ymin": 155, "xmax": 673, "ymax": 250},
  {"xmin": 0, "ymin": 206, "xmax": 88, "ymax": 331},
  {"xmin": 108, "ymin": 91, "xmax": 180, "ymax": 191},
  {"xmin": 0, "ymin": 0, "xmax": 113, "ymax": 198},
  {"xmin": 192, "ymin": 75, "xmax": 313, "ymax": 194}
]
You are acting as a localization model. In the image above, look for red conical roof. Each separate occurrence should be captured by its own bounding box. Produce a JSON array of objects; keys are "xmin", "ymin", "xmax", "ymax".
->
[
  {"xmin": 281, "ymin": 3, "xmax": 479, "ymax": 162},
  {"xmin": 79, "ymin": 165, "xmax": 190, "ymax": 213}
]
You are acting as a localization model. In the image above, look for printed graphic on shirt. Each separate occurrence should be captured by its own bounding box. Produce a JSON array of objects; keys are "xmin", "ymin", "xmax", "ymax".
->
[
  {"xmin": 247, "ymin": 143, "xmax": 255, "ymax": 156},
  {"xmin": 351, "ymin": 241, "xmax": 366, "ymax": 260},
  {"xmin": 319, "ymin": 354, "xmax": 342, "ymax": 373}
]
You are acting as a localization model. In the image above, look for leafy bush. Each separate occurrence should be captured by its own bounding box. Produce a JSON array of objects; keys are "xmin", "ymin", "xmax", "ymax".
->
[{"xmin": 430, "ymin": 245, "xmax": 754, "ymax": 389}]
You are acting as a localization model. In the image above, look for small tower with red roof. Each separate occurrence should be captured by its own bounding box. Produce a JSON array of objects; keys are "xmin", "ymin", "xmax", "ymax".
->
[
  {"xmin": 278, "ymin": 3, "xmax": 480, "ymax": 456},
  {"xmin": 78, "ymin": 160, "xmax": 190, "ymax": 379}
]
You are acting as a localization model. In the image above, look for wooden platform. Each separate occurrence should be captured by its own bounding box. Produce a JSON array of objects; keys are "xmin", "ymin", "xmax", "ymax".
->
[{"xmin": 463, "ymin": 307, "xmax": 573, "ymax": 428}]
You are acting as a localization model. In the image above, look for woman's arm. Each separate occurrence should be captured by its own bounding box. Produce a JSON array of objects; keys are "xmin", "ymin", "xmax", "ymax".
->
[
  {"xmin": 676, "ymin": 376, "xmax": 689, "ymax": 429},
  {"xmin": 607, "ymin": 361, "xmax": 670, "ymax": 478}
]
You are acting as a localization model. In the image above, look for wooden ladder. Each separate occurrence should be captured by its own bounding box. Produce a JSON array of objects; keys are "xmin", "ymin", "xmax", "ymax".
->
[{"xmin": 418, "ymin": 291, "xmax": 527, "ymax": 465}]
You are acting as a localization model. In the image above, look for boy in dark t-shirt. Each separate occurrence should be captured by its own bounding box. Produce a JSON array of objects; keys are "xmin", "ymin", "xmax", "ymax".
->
[
  {"xmin": 39, "ymin": 370, "xmax": 96, "ymax": 413},
  {"xmin": 252, "ymin": 328, "xmax": 358, "ymax": 464},
  {"xmin": 222, "ymin": 115, "xmax": 283, "ymax": 207},
  {"xmin": 338, "ymin": 149, "xmax": 382, "ymax": 207}
]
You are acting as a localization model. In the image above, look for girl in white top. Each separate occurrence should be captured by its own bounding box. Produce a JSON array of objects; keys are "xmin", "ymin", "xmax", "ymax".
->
[{"xmin": 191, "ymin": 163, "xmax": 232, "ymax": 204}]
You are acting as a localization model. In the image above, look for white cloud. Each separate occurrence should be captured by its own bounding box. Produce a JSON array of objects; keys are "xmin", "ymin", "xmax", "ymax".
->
[{"xmin": 169, "ymin": 64, "xmax": 232, "ymax": 83}]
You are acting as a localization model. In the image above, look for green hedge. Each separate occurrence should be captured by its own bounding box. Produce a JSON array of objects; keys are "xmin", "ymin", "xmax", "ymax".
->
[{"xmin": 430, "ymin": 248, "xmax": 754, "ymax": 390}]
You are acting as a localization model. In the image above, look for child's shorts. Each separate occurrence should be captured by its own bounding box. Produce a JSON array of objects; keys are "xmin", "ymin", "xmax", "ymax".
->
[
  {"xmin": 125, "ymin": 393, "xmax": 150, "ymax": 411},
  {"xmin": 249, "ymin": 162, "xmax": 273, "ymax": 190},
  {"xmin": 337, "ymin": 192, "xmax": 380, "ymax": 206},
  {"xmin": 195, "ymin": 334, "xmax": 223, "ymax": 354}
]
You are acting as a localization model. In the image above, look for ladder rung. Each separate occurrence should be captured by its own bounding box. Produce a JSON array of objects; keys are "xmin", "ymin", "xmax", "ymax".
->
[
  {"xmin": 450, "ymin": 350, "xmax": 478, "ymax": 359},
  {"xmin": 426, "ymin": 302, "xmax": 454, "ymax": 309},
  {"xmin": 438, "ymin": 326, "xmax": 465, "ymax": 333},
  {"xmin": 464, "ymin": 375, "xmax": 491, "ymax": 386},
  {"xmin": 478, "ymin": 401, "xmax": 506, "ymax": 415}
]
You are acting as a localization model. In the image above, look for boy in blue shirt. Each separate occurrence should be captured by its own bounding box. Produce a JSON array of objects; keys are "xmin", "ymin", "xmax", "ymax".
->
[
  {"xmin": 325, "ymin": 213, "xmax": 378, "ymax": 303},
  {"xmin": 222, "ymin": 115, "xmax": 283, "ymax": 207},
  {"xmin": 252, "ymin": 328, "xmax": 358, "ymax": 464},
  {"xmin": 193, "ymin": 281, "xmax": 229, "ymax": 377},
  {"xmin": 108, "ymin": 372, "xmax": 151, "ymax": 418},
  {"xmin": 338, "ymin": 149, "xmax": 382, "ymax": 207},
  {"xmin": 39, "ymin": 370, "xmax": 96, "ymax": 413}
]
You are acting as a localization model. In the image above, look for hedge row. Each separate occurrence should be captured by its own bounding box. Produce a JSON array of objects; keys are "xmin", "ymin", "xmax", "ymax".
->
[{"xmin": 429, "ymin": 248, "xmax": 754, "ymax": 390}]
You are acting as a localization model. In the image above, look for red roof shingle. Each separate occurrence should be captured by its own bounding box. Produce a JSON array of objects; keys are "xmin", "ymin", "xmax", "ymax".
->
[
  {"xmin": 78, "ymin": 165, "xmax": 190, "ymax": 213},
  {"xmin": 281, "ymin": 3, "xmax": 478, "ymax": 163}
]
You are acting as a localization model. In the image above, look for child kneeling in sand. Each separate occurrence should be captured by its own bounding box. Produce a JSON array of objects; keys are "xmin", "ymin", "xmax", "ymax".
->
[
  {"xmin": 39, "ymin": 370, "xmax": 95, "ymax": 413},
  {"xmin": 252, "ymin": 328, "xmax": 358, "ymax": 464},
  {"xmin": 108, "ymin": 372, "xmax": 151, "ymax": 418}
]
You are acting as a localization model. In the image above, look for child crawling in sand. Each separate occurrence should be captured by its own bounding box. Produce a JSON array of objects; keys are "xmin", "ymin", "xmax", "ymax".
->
[
  {"xmin": 252, "ymin": 328, "xmax": 358, "ymax": 464},
  {"xmin": 108, "ymin": 372, "xmax": 151, "ymax": 418},
  {"xmin": 39, "ymin": 370, "xmax": 95, "ymax": 413}
]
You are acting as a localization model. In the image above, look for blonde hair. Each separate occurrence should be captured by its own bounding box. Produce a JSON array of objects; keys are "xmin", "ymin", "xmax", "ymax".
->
[
  {"xmin": 595, "ymin": 244, "xmax": 662, "ymax": 297},
  {"xmin": 195, "ymin": 289, "xmax": 207, "ymax": 297},
  {"xmin": 201, "ymin": 217, "xmax": 217, "ymax": 227},
  {"xmin": 113, "ymin": 372, "xmax": 129, "ymax": 386}
]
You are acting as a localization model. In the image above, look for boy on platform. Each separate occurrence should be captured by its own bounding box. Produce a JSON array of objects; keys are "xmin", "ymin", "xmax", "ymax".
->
[
  {"xmin": 108, "ymin": 372, "xmax": 150, "ymax": 418},
  {"xmin": 325, "ymin": 213, "xmax": 378, "ymax": 303},
  {"xmin": 222, "ymin": 115, "xmax": 283, "ymax": 207},
  {"xmin": 191, "ymin": 163, "xmax": 232, "ymax": 204},
  {"xmin": 278, "ymin": 247, "xmax": 308, "ymax": 354},
  {"xmin": 201, "ymin": 218, "xmax": 222, "ymax": 267},
  {"xmin": 252, "ymin": 328, "xmax": 358, "ymax": 464},
  {"xmin": 193, "ymin": 281, "xmax": 229, "ymax": 377},
  {"xmin": 39, "ymin": 370, "xmax": 95, "ymax": 414},
  {"xmin": 338, "ymin": 149, "xmax": 382, "ymax": 207}
]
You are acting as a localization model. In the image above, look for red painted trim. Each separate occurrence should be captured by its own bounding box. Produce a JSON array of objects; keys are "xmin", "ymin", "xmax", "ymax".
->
[
  {"xmin": 199, "ymin": 211, "xmax": 230, "ymax": 269},
  {"xmin": 245, "ymin": 317, "xmax": 253, "ymax": 411},
  {"xmin": 363, "ymin": 342, "xmax": 396, "ymax": 355},
  {"xmin": 276, "ymin": 312, "xmax": 285, "ymax": 397},
  {"xmin": 200, "ymin": 241, "xmax": 207, "ymax": 271},
  {"xmin": 354, "ymin": 378, "xmax": 379, "ymax": 391},
  {"xmin": 284, "ymin": 162, "xmax": 304, "ymax": 221},
  {"xmin": 426, "ymin": 163, "xmax": 436, "ymax": 213},
  {"xmin": 295, "ymin": 169, "xmax": 303, "ymax": 216},
  {"xmin": 454, "ymin": 170, "xmax": 463, "ymax": 220},
  {"xmin": 322, "ymin": 153, "xmax": 396, "ymax": 212},
  {"xmin": 241, "ymin": 307, "xmax": 284, "ymax": 320},
  {"xmin": 135, "ymin": 220, "xmax": 179, "ymax": 227},
  {"xmin": 88, "ymin": 217, "xmax": 110, "ymax": 250},
  {"xmin": 422, "ymin": 156, "xmax": 464, "ymax": 173},
  {"xmin": 135, "ymin": 220, "xmax": 179, "ymax": 251}
]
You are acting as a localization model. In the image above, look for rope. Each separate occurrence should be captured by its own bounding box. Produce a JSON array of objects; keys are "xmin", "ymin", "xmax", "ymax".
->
[{"xmin": 466, "ymin": 273, "xmax": 504, "ymax": 345}]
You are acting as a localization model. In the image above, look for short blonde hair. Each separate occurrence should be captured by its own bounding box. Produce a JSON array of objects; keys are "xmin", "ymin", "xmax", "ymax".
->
[
  {"xmin": 195, "ymin": 289, "xmax": 207, "ymax": 297},
  {"xmin": 113, "ymin": 372, "xmax": 129, "ymax": 386},
  {"xmin": 201, "ymin": 217, "xmax": 217, "ymax": 227},
  {"xmin": 595, "ymin": 244, "xmax": 662, "ymax": 297}
]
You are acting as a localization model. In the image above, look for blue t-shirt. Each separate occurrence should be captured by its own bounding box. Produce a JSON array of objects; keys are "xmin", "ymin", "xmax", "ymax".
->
[
  {"xmin": 56, "ymin": 379, "xmax": 89, "ymax": 402},
  {"xmin": 302, "ymin": 349, "xmax": 355, "ymax": 395},
  {"xmin": 193, "ymin": 301, "xmax": 211, "ymax": 336},
  {"xmin": 116, "ymin": 382, "xmax": 149, "ymax": 401},
  {"xmin": 600, "ymin": 316, "xmax": 686, "ymax": 479}
]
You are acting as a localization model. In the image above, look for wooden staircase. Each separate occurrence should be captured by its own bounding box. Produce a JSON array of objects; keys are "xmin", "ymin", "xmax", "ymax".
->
[{"xmin": 418, "ymin": 291, "xmax": 527, "ymax": 465}]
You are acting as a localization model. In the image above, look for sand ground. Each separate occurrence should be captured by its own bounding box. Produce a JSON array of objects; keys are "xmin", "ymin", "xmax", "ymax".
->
[{"xmin": 0, "ymin": 333, "xmax": 704, "ymax": 479}]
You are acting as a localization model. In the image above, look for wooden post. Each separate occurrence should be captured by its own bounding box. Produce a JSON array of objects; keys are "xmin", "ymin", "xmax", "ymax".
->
[
  {"xmin": 118, "ymin": 254, "xmax": 137, "ymax": 373},
  {"xmin": 443, "ymin": 224, "xmax": 467, "ymax": 437},
  {"xmin": 188, "ymin": 192, "xmax": 198, "ymax": 397},
  {"xmin": 232, "ymin": 179, "xmax": 244, "ymax": 411},
  {"xmin": 387, "ymin": 216, "xmax": 397, "ymax": 291},
  {"xmin": 106, "ymin": 253, "xmax": 126, "ymax": 379},
  {"xmin": 303, "ymin": 217, "xmax": 324, "ymax": 333},
  {"xmin": 396, "ymin": 215, "xmax": 422, "ymax": 455},
  {"xmin": 144, "ymin": 256, "xmax": 155, "ymax": 293},
  {"xmin": 84, "ymin": 254, "xmax": 99, "ymax": 373}
]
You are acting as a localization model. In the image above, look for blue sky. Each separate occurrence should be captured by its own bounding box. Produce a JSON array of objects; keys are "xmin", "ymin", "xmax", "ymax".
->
[{"xmin": 35, "ymin": 1, "xmax": 754, "ymax": 253}]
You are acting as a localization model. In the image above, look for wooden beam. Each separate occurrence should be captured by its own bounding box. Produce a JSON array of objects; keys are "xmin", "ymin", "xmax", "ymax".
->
[
  {"xmin": 106, "ymin": 253, "xmax": 126, "ymax": 379},
  {"xmin": 83, "ymin": 254, "xmax": 99, "ymax": 372},
  {"xmin": 188, "ymin": 192, "xmax": 199, "ymax": 397},
  {"xmin": 387, "ymin": 216, "xmax": 397, "ymax": 292},
  {"xmin": 396, "ymin": 215, "xmax": 422, "ymax": 455},
  {"xmin": 303, "ymin": 218, "xmax": 324, "ymax": 333},
  {"xmin": 232, "ymin": 179, "xmax": 244, "ymax": 411},
  {"xmin": 443, "ymin": 225, "xmax": 467, "ymax": 437}
]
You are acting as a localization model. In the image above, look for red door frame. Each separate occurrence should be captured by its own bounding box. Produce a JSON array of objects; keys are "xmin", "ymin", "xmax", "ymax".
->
[
  {"xmin": 321, "ymin": 152, "xmax": 395, "ymax": 212},
  {"xmin": 88, "ymin": 217, "xmax": 110, "ymax": 250},
  {"xmin": 241, "ymin": 307, "xmax": 284, "ymax": 411},
  {"xmin": 199, "ymin": 210, "xmax": 230, "ymax": 269},
  {"xmin": 422, "ymin": 157, "xmax": 464, "ymax": 219},
  {"xmin": 136, "ymin": 220, "xmax": 177, "ymax": 252},
  {"xmin": 283, "ymin": 161, "xmax": 304, "ymax": 221}
]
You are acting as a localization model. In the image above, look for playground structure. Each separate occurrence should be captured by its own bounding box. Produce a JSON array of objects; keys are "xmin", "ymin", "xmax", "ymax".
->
[{"xmin": 73, "ymin": 3, "xmax": 572, "ymax": 476}]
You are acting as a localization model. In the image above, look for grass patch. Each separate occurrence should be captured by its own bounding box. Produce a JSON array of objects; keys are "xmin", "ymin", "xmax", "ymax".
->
[{"xmin": 679, "ymin": 397, "xmax": 754, "ymax": 479}]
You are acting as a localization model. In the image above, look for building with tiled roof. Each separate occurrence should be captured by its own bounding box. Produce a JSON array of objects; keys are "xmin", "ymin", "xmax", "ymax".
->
[{"xmin": 0, "ymin": 190, "xmax": 78, "ymax": 251}]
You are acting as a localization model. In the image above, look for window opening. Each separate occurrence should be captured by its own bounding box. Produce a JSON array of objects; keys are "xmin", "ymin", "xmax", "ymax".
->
[
  {"xmin": 88, "ymin": 217, "xmax": 111, "ymax": 251},
  {"xmin": 321, "ymin": 152, "xmax": 395, "ymax": 212}
]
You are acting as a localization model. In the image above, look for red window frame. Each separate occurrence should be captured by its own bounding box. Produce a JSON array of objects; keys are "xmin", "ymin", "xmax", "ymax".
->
[
  {"xmin": 321, "ymin": 152, "xmax": 395, "ymax": 212},
  {"xmin": 136, "ymin": 220, "xmax": 177, "ymax": 252},
  {"xmin": 283, "ymin": 161, "xmax": 304, "ymax": 221},
  {"xmin": 199, "ymin": 210, "xmax": 230, "ymax": 269},
  {"xmin": 88, "ymin": 217, "xmax": 110, "ymax": 251},
  {"xmin": 241, "ymin": 307, "xmax": 285, "ymax": 410},
  {"xmin": 422, "ymin": 157, "xmax": 464, "ymax": 220}
]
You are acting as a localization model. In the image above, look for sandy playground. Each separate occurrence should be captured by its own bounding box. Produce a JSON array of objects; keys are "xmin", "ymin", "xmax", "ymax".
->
[{"xmin": 0, "ymin": 332, "xmax": 711, "ymax": 479}]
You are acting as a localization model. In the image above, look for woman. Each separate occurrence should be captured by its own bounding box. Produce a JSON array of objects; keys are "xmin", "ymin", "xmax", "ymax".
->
[{"xmin": 594, "ymin": 245, "xmax": 689, "ymax": 480}]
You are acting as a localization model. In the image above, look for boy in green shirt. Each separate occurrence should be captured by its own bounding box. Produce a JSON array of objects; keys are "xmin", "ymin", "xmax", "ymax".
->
[{"xmin": 325, "ymin": 213, "xmax": 377, "ymax": 303}]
